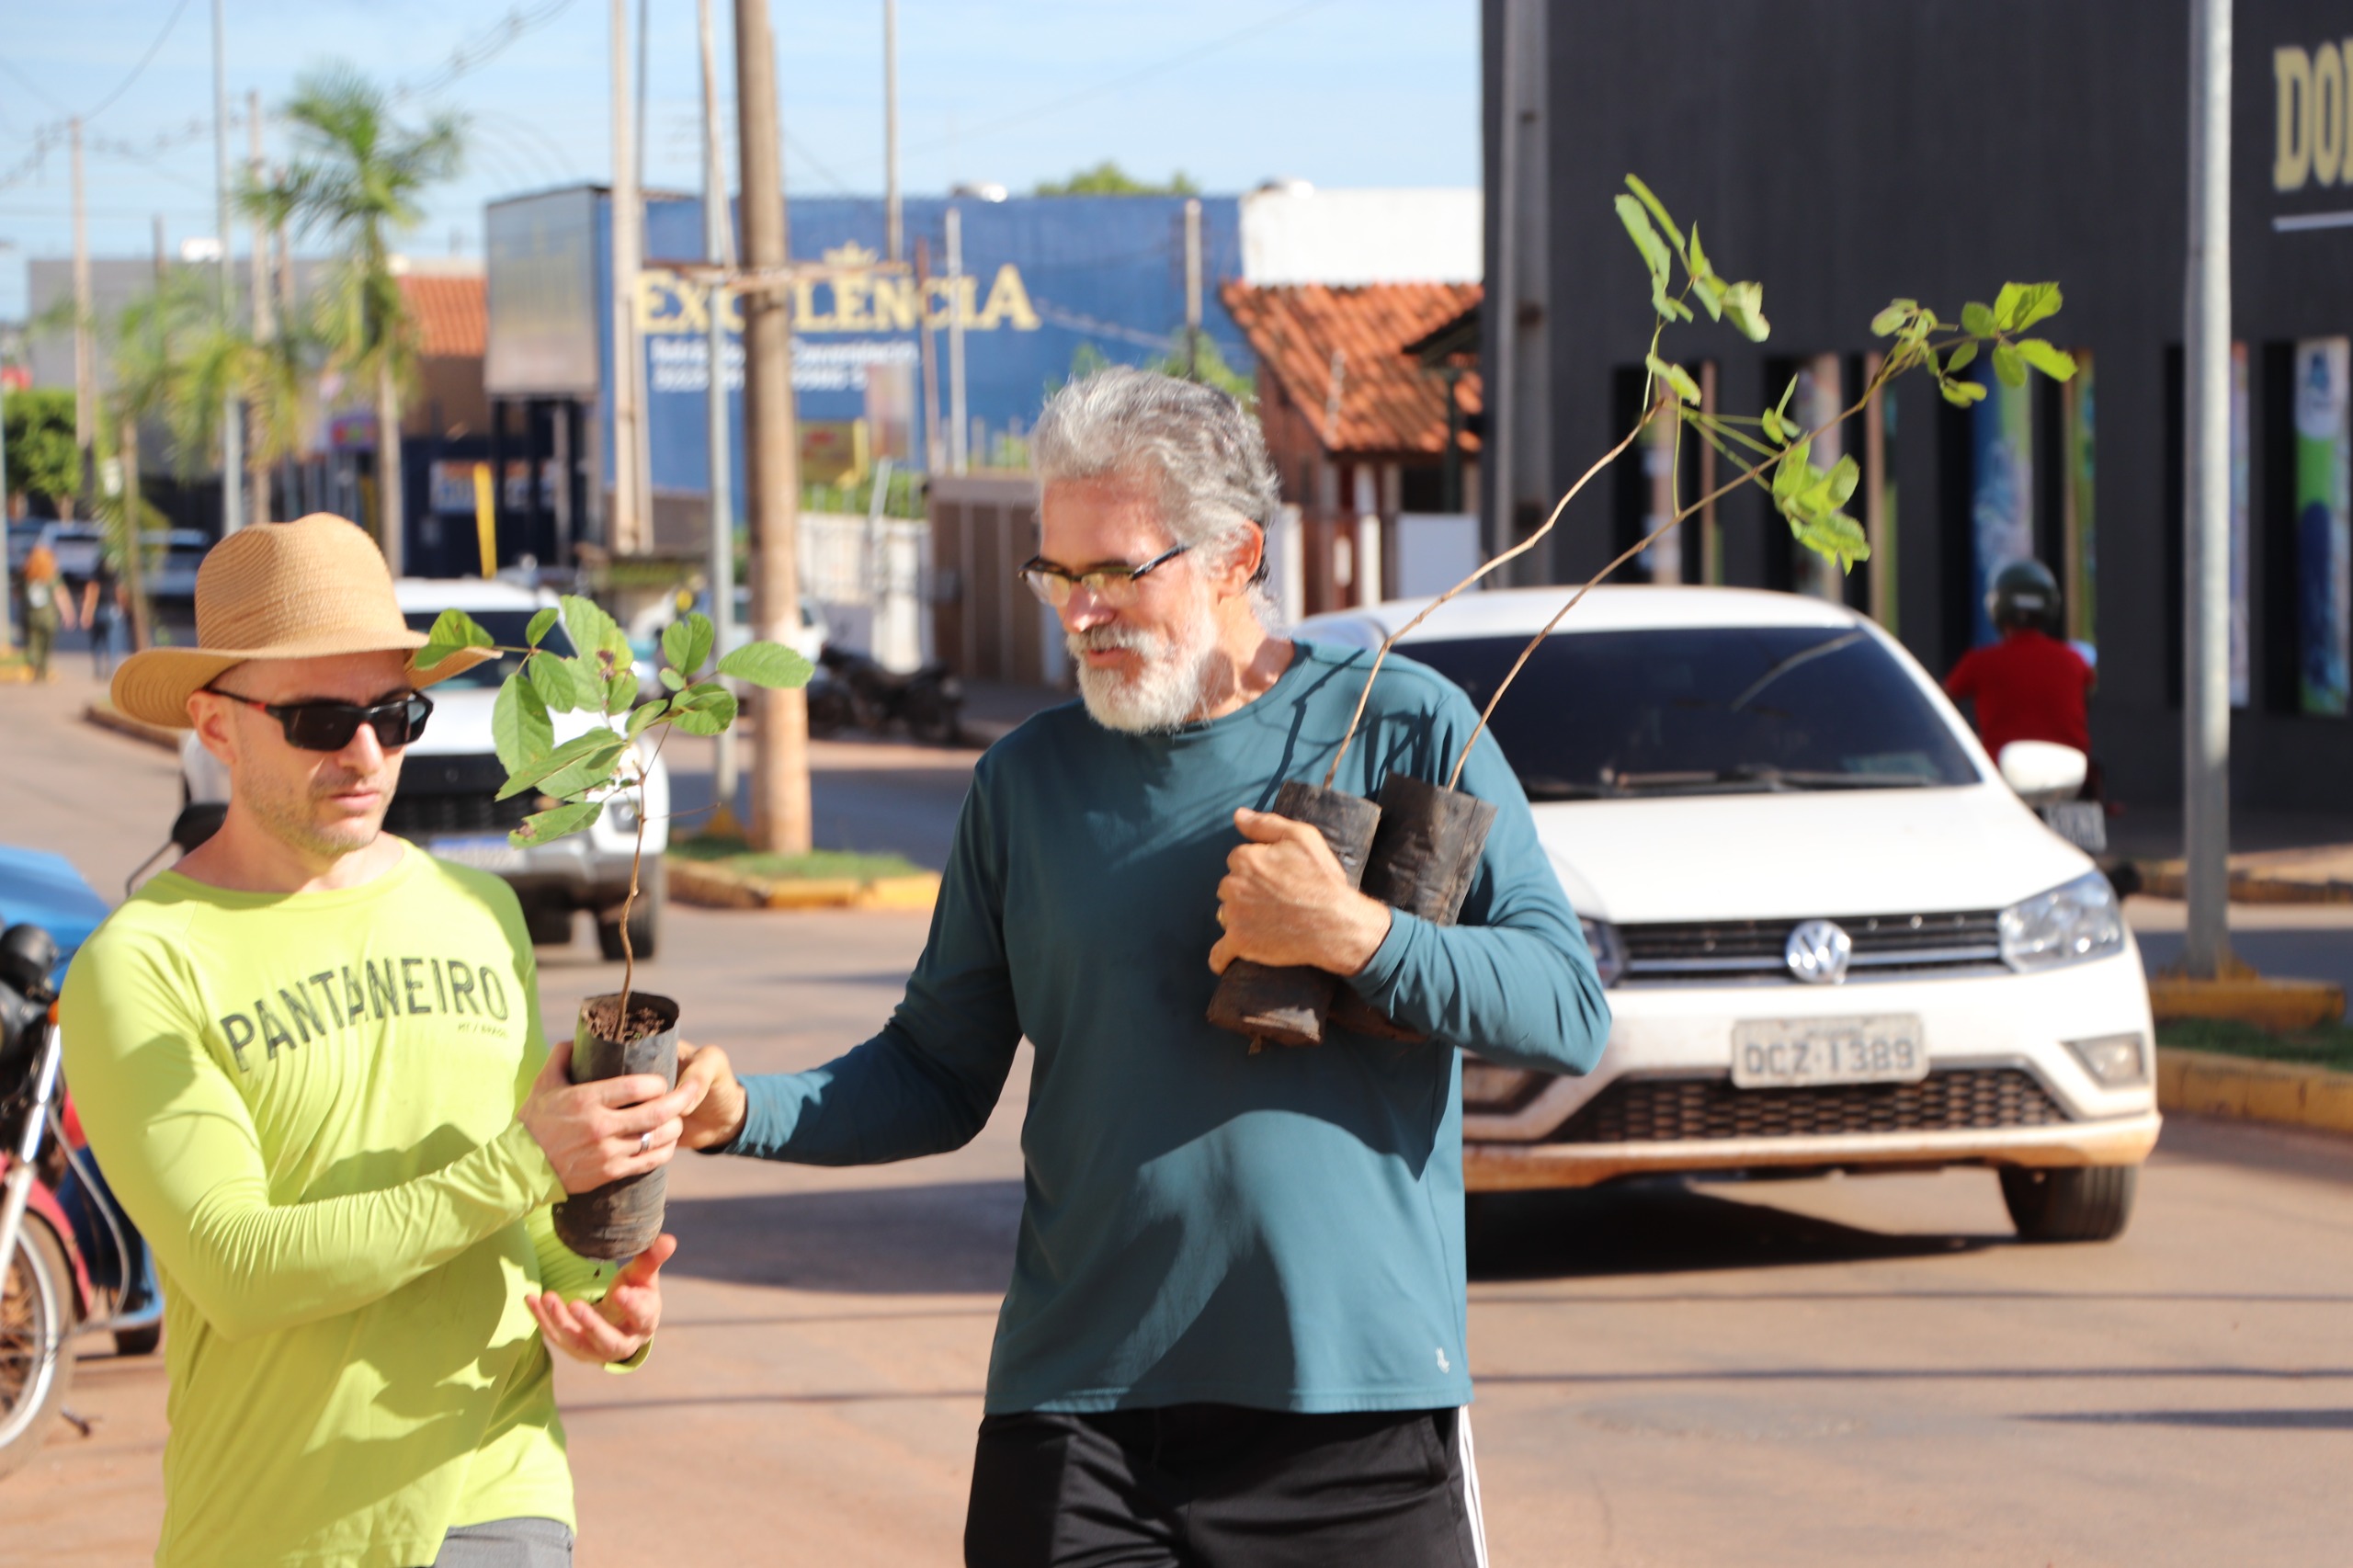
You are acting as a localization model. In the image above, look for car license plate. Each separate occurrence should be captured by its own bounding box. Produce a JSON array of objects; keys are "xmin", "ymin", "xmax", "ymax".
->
[
  {"xmin": 429, "ymin": 833, "xmax": 525, "ymax": 871},
  {"xmin": 1730, "ymin": 1015, "xmax": 1927, "ymax": 1088}
]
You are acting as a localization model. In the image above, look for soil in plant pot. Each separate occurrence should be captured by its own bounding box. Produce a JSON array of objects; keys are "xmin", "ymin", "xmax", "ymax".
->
[
  {"xmin": 553, "ymin": 990, "xmax": 681, "ymax": 1261},
  {"xmin": 1206, "ymin": 779, "xmax": 1382, "ymax": 1050},
  {"xmin": 582, "ymin": 995, "xmax": 674, "ymax": 1046},
  {"xmin": 1328, "ymin": 774, "xmax": 1498, "ymax": 1042}
]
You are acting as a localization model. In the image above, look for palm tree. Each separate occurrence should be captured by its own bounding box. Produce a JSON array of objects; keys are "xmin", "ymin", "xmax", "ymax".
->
[{"xmin": 245, "ymin": 67, "xmax": 461, "ymax": 573}]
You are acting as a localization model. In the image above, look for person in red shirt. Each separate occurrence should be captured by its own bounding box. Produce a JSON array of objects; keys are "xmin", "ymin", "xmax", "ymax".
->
[{"xmin": 1945, "ymin": 559, "xmax": 2096, "ymax": 760}]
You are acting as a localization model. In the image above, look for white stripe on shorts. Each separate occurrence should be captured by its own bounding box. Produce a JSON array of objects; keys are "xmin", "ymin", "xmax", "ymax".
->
[{"xmin": 1459, "ymin": 1405, "xmax": 1490, "ymax": 1568}]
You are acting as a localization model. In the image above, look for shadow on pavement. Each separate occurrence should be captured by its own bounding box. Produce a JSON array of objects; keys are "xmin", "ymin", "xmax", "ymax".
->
[
  {"xmin": 1468, "ymin": 1179, "xmax": 2001, "ymax": 1281},
  {"xmin": 2027, "ymin": 1408, "xmax": 2353, "ymax": 1429},
  {"xmin": 661, "ymin": 1180, "xmax": 1020, "ymax": 1294}
]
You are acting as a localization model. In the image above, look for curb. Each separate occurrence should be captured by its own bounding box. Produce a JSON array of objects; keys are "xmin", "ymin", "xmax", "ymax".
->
[
  {"xmin": 667, "ymin": 856, "xmax": 938, "ymax": 913},
  {"xmin": 84, "ymin": 699, "xmax": 181, "ymax": 751},
  {"xmin": 2132, "ymin": 862, "xmax": 2353, "ymax": 904},
  {"xmin": 2147, "ymin": 973, "xmax": 2347, "ymax": 1031},
  {"xmin": 2156, "ymin": 1047, "xmax": 2353, "ymax": 1136}
]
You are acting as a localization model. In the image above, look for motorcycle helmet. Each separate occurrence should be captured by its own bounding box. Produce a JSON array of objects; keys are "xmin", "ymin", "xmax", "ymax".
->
[{"xmin": 1986, "ymin": 558, "xmax": 2062, "ymax": 635}]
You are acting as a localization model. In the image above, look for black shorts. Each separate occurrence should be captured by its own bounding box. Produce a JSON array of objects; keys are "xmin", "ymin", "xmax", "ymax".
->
[{"xmin": 964, "ymin": 1403, "xmax": 1489, "ymax": 1568}]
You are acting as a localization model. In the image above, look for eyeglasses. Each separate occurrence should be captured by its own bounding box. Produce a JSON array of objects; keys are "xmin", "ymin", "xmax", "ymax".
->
[
  {"xmin": 1017, "ymin": 544, "xmax": 1190, "ymax": 608},
  {"xmin": 208, "ymin": 689, "xmax": 433, "ymax": 752}
]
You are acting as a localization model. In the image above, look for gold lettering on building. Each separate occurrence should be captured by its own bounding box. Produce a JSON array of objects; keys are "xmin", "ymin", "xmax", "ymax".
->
[{"xmin": 631, "ymin": 250, "xmax": 1041, "ymax": 335}]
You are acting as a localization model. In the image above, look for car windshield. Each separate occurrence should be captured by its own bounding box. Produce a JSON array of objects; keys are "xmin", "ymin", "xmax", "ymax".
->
[
  {"xmin": 403, "ymin": 609, "xmax": 576, "ymax": 688},
  {"xmin": 1404, "ymin": 626, "xmax": 1981, "ymax": 798}
]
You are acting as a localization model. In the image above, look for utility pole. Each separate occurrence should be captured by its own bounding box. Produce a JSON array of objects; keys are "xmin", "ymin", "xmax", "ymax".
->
[
  {"xmin": 2183, "ymin": 0, "xmax": 2234, "ymax": 979},
  {"xmin": 883, "ymin": 0, "xmax": 902, "ymax": 264},
  {"xmin": 915, "ymin": 235, "xmax": 943, "ymax": 472},
  {"xmin": 700, "ymin": 0, "xmax": 742, "ymax": 826},
  {"xmin": 610, "ymin": 0, "xmax": 648, "ymax": 554},
  {"xmin": 248, "ymin": 89, "xmax": 273, "ymax": 525},
  {"xmin": 72, "ymin": 119, "xmax": 95, "ymax": 515},
  {"xmin": 213, "ymin": 0, "xmax": 244, "ymax": 535},
  {"xmin": 1183, "ymin": 197, "xmax": 1202, "ymax": 380},
  {"xmin": 737, "ymin": 0, "xmax": 812, "ymax": 853},
  {"xmin": 946, "ymin": 204, "xmax": 967, "ymax": 473}
]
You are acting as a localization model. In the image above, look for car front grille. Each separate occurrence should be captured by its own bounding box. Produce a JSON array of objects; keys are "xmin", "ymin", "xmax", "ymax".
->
[
  {"xmin": 383, "ymin": 754, "xmax": 531, "ymax": 838},
  {"xmin": 1549, "ymin": 1068, "xmax": 2067, "ymax": 1143},
  {"xmin": 1621, "ymin": 910, "xmax": 2004, "ymax": 982}
]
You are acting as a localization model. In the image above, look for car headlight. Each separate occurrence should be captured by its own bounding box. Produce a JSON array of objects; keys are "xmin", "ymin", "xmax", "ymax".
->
[
  {"xmin": 1999, "ymin": 869, "xmax": 2124, "ymax": 971},
  {"xmin": 1581, "ymin": 915, "xmax": 1627, "ymax": 988},
  {"xmin": 603, "ymin": 793, "xmax": 639, "ymax": 833}
]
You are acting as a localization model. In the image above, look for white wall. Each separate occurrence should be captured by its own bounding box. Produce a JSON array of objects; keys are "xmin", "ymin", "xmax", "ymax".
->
[{"xmin": 1237, "ymin": 187, "xmax": 1483, "ymax": 286}]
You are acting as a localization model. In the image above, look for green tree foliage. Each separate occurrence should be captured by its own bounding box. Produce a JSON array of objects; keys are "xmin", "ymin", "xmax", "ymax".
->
[
  {"xmin": 1034, "ymin": 161, "xmax": 1200, "ymax": 197},
  {"xmin": 244, "ymin": 65, "xmax": 463, "ymax": 556},
  {"xmin": 2, "ymin": 389, "xmax": 79, "ymax": 509}
]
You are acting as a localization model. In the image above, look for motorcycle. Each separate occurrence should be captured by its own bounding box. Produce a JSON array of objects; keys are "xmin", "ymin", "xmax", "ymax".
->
[
  {"xmin": 0, "ymin": 851, "xmax": 163, "ymax": 1482},
  {"xmin": 806, "ymin": 643, "xmax": 964, "ymax": 746}
]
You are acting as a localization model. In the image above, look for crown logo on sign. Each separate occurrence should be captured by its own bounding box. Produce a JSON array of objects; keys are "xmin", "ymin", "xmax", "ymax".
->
[{"xmin": 820, "ymin": 241, "xmax": 880, "ymax": 269}]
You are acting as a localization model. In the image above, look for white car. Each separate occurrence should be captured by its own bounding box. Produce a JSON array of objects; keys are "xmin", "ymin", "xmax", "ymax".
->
[
  {"xmin": 1301, "ymin": 585, "xmax": 2159, "ymax": 1243},
  {"xmin": 183, "ymin": 579, "xmax": 670, "ymax": 958}
]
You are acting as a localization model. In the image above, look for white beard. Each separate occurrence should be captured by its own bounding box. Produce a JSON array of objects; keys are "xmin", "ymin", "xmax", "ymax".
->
[{"xmin": 1069, "ymin": 613, "xmax": 1219, "ymax": 733}]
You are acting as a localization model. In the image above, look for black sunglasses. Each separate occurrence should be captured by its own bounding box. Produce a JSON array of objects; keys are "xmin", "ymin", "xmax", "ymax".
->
[{"xmin": 208, "ymin": 688, "xmax": 434, "ymax": 752}]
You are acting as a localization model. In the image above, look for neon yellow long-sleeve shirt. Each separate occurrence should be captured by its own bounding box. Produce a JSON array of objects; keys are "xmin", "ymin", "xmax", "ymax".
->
[{"xmin": 61, "ymin": 847, "xmax": 619, "ymax": 1568}]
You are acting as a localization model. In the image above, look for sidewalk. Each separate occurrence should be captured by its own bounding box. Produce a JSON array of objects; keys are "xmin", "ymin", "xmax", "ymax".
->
[{"xmin": 2109, "ymin": 803, "xmax": 2353, "ymax": 904}]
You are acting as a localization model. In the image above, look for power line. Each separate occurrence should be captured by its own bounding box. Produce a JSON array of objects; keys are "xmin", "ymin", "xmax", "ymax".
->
[
  {"xmin": 81, "ymin": 0, "xmax": 199, "ymax": 125},
  {"xmin": 393, "ymin": 0, "xmax": 581, "ymax": 103}
]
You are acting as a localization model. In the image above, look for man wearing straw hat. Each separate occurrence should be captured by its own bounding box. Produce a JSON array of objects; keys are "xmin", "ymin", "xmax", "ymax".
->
[{"xmin": 61, "ymin": 513, "xmax": 709, "ymax": 1568}]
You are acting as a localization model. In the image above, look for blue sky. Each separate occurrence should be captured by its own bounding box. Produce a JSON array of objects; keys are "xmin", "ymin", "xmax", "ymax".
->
[{"xmin": 0, "ymin": 0, "xmax": 1480, "ymax": 317}]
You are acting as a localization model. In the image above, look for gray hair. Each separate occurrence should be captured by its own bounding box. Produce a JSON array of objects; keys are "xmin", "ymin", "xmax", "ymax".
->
[{"xmin": 1031, "ymin": 366, "xmax": 1281, "ymax": 611}]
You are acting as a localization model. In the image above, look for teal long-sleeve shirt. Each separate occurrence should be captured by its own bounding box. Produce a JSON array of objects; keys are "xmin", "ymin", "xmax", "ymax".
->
[{"xmin": 722, "ymin": 640, "xmax": 1609, "ymax": 1414}]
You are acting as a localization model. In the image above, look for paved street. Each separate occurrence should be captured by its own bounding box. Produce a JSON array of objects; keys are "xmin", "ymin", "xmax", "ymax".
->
[{"xmin": 6, "ymin": 672, "xmax": 2352, "ymax": 1564}]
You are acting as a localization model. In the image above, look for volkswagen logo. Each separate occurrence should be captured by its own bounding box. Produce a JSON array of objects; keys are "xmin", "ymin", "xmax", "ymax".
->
[{"xmin": 1784, "ymin": 919, "xmax": 1853, "ymax": 984}]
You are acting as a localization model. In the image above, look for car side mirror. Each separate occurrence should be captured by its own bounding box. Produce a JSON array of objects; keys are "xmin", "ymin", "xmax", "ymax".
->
[{"xmin": 1996, "ymin": 741, "xmax": 2088, "ymax": 802}]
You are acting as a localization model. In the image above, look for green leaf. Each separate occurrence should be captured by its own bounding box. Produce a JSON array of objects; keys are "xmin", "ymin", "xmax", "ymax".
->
[
  {"xmin": 1772, "ymin": 437, "xmax": 1813, "ymax": 504},
  {"xmin": 525, "ymin": 606, "xmax": 559, "ymax": 647},
  {"xmin": 417, "ymin": 608, "xmax": 494, "ymax": 670},
  {"xmin": 658, "ymin": 666, "xmax": 687, "ymax": 692},
  {"xmin": 1824, "ymin": 455, "xmax": 1860, "ymax": 507},
  {"xmin": 1684, "ymin": 227, "xmax": 1722, "ymax": 319},
  {"xmin": 1651, "ymin": 277, "xmax": 1693, "ymax": 323},
  {"xmin": 1938, "ymin": 377, "xmax": 1990, "ymax": 406},
  {"xmin": 667, "ymin": 682, "xmax": 740, "ymax": 736},
  {"xmin": 1961, "ymin": 301, "xmax": 1997, "ymax": 338},
  {"xmin": 662, "ymin": 612, "xmax": 716, "ymax": 681},
  {"xmin": 527, "ymin": 650, "xmax": 585, "ymax": 713},
  {"xmin": 716, "ymin": 641, "xmax": 815, "ymax": 689},
  {"xmin": 1773, "ymin": 374, "xmax": 1799, "ymax": 422},
  {"xmin": 1992, "ymin": 341, "xmax": 2027, "ymax": 388},
  {"xmin": 605, "ymin": 669, "xmax": 641, "ymax": 715},
  {"xmin": 2015, "ymin": 338, "xmax": 2078, "ymax": 381},
  {"xmin": 1994, "ymin": 281, "xmax": 2063, "ymax": 332},
  {"xmin": 1615, "ymin": 194, "xmax": 1674, "ymax": 286},
  {"xmin": 560, "ymin": 593, "xmax": 626, "ymax": 661},
  {"xmin": 625, "ymin": 698, "xmax": 670, "ymax": 739},
  {"xmin": 1945, "ymin": 340, "xmax": 1979, "ymax": 374},
  {"xmin": 1869, "ymin": 300, "xmax": 1915, "ymax": 336},
  {"xmin": 497, "ymin": 730, "xmax": 628, "ymax": 801},
  {"xmin": 1719, "ymin": 279, "xmax": 1769, "ymax": 342},
  {"xmin": 533, "ymin": 735, "xmax": 631, "ymax": 801},
  {"xmin": 491, "ymin": 676, "xmax": 552, "ymax": 775},
  {"xmin": 1647, "ymin": 353, "xmax": 1702, "ymax": 405},
  {"xmin": 1623, "ymin": 175, "xmax": 1686, "ymax": 252},
  {"xmin": 509, "ymin": 799, "xmax": 606, "ymax": 849},
  {"xmin": 1788, "ymin": 508, "xmax": 1871, "ymax": 571}
]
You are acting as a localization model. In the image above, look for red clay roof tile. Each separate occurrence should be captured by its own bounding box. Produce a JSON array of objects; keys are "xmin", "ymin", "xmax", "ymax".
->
[
  {"xmin": 399, "ymin": 273, "xmax": 485, "ymax": 360},
  {"xmin": 1221, "ymin": 281, "xmax": 1482, "ymax": 457}
]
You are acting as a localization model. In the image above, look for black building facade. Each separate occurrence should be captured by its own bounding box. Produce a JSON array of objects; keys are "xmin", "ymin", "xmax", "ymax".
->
[{"xmin": 1483, "ymin": 1, "xmax": 2353, "ymax": 813}]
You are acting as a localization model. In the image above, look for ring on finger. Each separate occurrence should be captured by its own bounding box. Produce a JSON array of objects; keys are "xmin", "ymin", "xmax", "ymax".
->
[{"xmin": 638, "ymin": 1130, "xmax": 652, "ymax": 1155}]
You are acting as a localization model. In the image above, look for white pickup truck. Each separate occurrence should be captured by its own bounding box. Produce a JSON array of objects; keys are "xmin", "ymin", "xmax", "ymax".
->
[{"xmin": 182, "ymin": 578, "xmax": 671, "ymax": 958}]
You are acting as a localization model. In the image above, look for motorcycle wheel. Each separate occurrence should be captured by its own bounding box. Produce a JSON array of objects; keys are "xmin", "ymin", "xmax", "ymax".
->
[
  {"xmin": 0, "ymin": 1220, "xmax": 79, "ymax": 1478},
  {"xmin": 904, "ymin": 688, "xmax": 963, "ymax": 747}
]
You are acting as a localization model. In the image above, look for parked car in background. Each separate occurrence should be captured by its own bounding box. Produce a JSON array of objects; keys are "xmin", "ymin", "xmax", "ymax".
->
[
  {"xmin": 141, "ymin": 529, "xmax": 213, "ymax": 608},
  {"xmin": 10, "ymin": 520, "xmax": 104, "ymax": 580},
  {"xmin": 1300, "ymin": 585, "xmax": 2158, "ymax": 1243},
  {"xmin": 180, "ymin": 578, "xmax": 671, "ymax": 958}
]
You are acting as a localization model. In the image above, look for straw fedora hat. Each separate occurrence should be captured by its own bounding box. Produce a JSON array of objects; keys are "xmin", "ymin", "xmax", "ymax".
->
[{"xmin": 110, "ymin": 513, "xmax": 498, "ymax": 729}]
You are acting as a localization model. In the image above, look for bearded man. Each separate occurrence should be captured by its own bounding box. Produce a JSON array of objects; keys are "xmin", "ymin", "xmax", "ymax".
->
[{"xmin": 680, "ymin": 368, "xmax": 1609, "ymax": 1566}]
